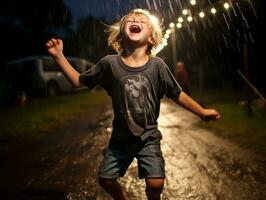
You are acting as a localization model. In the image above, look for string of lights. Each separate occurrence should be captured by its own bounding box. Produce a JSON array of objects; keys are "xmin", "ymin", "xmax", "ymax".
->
[{"xmin": 151, "ymin": 0, "xmax": 242, "ymax": 56}]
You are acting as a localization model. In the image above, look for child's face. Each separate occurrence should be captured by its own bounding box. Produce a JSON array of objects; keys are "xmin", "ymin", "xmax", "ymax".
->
[{"xmin": 122, "ymin": 13, "xmax": 154, "ymax": 46}]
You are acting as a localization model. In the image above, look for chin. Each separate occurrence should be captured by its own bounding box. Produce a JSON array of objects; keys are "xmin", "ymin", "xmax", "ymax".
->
[
  {"xmin": 126, "ymin": 35, "xmax": 141, "ymax": 42},
  {"xmin": 130, "ymin": 37, "xmax": 142, "ymax": 42}
]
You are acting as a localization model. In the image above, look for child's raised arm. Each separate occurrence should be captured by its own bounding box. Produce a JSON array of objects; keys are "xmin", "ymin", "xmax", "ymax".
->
[
  {"xmin": 46, "ymin": 38, "xmax": 81, "ymax": 88},
  {"xmin": 172, "ymin": 91, "xmax": 220, "ymax": 122}
]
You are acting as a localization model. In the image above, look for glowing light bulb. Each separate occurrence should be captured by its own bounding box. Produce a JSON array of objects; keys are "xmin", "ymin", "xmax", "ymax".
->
[
  {"xmin": 187, "ymin": 16, "xmax": 193, "ymax": 22},
  {"xmin": 178, "ymin": 17, "xmax": 183, "ymax": 23},
  {"xmin": 211, "ymin": 8, "xmax": 216, "ymax": 14},
  {"xmin": 182, "ymin": 9, "xmax": 188, "ymax": 15},
  {"xmin": 199, "ymin": 11, "xmax": 205, "ymax": 18},
  {"xmin": 166, "ymin": 29, "xmax": 171, "ymax": 34},
  {"xmin": 190, "ymin": 0, "xmax": 196, "ymax": 5},
  {"xmin": 224, "ymin": 2, "xmax": 230, "ymax": 10},
  {"xmin": 176, "ymin": 23, "xmax": 182, "ymax": 28},
  {"xmin": 169, "ymin": 22, "xmax": 175, "ymax": 28}
]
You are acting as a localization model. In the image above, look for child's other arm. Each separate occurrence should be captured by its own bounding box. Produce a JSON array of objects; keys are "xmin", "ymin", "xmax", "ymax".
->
[
  {"xmin": 171, "ymin": 91, "xmax": 220, "ymax": 122},
  {"xmin": 46, "ymin": 38, "xmax": 81, "ymax": 88}
]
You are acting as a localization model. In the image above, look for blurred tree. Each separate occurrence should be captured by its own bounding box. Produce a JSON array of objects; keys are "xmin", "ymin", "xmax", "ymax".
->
[
  {"xmin": 0, "ymin": 0, "xmax": 72, "ymax": 66},
  {"xmin": 64, "ymin": 16, "xmax": 113, "ymax": 63}
]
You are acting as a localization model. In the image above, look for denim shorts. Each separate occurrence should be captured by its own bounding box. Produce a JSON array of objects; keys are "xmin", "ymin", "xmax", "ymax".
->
[{"xmin": 98, "ymin": 137, "xmax": 165, "ymax": 179}]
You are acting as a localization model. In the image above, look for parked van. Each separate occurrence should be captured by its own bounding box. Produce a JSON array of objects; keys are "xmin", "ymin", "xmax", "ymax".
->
[{"xmin": 4, "ymin": 55, "xmax": 94, "ymax": 96}]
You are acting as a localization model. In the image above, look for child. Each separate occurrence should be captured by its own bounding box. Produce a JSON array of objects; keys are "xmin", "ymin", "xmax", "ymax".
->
[{"xmin": 46, "ymin": 8, "xmax": 220, "ymax": 200}]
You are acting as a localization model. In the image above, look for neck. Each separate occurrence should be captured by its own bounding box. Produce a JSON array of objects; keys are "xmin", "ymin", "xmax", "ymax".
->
[
  {"xmin": 123, "ymin": 40, "xmax": 149, "ymax": 54},
  {"xmin": 121, "ymin": 47, "xmax": 149, "ymax": 67}
]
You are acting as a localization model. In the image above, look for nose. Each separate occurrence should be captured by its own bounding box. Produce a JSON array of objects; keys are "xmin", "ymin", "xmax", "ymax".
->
[{"xmin": 132, "ymin": 19, "xmax": 140, "ymax": 24}]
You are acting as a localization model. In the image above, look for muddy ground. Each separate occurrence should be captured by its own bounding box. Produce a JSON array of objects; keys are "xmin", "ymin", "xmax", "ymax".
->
[{"xmin": 0, "ymin": 100, "xmax": 266, "ymax": 200}]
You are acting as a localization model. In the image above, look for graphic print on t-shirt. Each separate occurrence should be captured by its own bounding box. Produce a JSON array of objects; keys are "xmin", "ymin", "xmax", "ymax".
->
[{"xmin": 121, "ymin": 74, "xmax": 156, "ymax": 135}]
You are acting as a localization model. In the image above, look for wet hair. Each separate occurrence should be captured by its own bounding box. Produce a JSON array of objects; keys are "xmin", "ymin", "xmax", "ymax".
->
[{"xmin": 106, "ymin": 8, "xmax": 163, "ymax": 55}]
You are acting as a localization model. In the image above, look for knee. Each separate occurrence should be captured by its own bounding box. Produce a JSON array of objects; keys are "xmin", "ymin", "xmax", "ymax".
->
[
  {"xmin": 98, "ymin": 177, "xmax": 117, "ymax": 189},
  {"xmin": 146, "ymin": 178, "xmax": 164, "ymax": 193}
]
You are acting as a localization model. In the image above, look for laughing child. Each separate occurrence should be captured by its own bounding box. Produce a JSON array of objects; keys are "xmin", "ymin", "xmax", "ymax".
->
[{"xmin": 46, "ymin": 8, "xmax": 220, "ymax": 200}]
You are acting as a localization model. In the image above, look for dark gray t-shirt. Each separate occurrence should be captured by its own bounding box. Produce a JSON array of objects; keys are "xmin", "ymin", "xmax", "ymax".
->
[{"xmin": 79, "ymin": 55, "xmax": 182, "ymax": 143}]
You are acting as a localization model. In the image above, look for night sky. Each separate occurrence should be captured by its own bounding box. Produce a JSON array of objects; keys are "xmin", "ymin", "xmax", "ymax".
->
[
  {"xmin": 63, "ymin": 0, "xmax": 225, "ymax": 26},
  {"xmin": 64, "ymin": 0, "xmax": 146, "ymax": 27},
  {"xmin": 63, "ymin": 0, "xmax": 265, "ymax": 25}
]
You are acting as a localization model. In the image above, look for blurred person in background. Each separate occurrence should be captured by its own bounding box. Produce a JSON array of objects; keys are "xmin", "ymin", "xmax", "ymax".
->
[{"xmin": 174, "ymin": 61, "xmax": 190, "ymax": 95}]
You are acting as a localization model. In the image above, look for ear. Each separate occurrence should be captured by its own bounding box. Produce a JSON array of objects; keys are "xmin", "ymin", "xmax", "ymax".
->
[{"xmin": 148, "ymin": 37, "xmax": 155, "ymax": 45}]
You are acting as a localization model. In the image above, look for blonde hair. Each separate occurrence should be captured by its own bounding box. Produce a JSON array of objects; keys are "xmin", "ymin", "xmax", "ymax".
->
[{"xmin": 106, "ymin": 8, "xmax": 163, "ymax": 55}]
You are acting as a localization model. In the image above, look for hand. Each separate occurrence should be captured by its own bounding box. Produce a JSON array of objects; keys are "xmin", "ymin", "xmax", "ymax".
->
[
  {"xmin": 200, "ymin": 108, "xmax": 221, "ymax": 122},
  {"xmin": 46, "ymin": 38, "xmax": 63, "ymax": 57}
]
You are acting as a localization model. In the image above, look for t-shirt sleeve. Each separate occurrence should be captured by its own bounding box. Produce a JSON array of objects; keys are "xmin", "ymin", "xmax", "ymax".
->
[
  {"xmin": 79, "ymin": 57, "xmax": 107, "ymax": 89},
  {"xmin": 160, "ymin": 59, "xmax": 182, "ymax": 98}
]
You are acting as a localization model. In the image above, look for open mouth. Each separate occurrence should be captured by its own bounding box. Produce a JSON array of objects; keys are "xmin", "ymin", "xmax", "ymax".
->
[{"xmin": 129, "ymin": 25, "xmax": 141, "ymax": 33}]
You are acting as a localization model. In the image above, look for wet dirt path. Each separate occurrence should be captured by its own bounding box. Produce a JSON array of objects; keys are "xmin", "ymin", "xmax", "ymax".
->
[
  {"xmin": 116, "ymin": 100, "xmax": 266, "ymax": 200},
  {"xmin": 1, "ymin": 100, "xmax": 266, "ymax": 200}
]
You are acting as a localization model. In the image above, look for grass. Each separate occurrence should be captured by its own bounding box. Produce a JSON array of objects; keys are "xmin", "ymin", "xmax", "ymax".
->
[
  {"xmin": 1, "ymin": 86, "xmax": 265, "ymax": 157},
  {"xmin": 194, "ymin": 88, "xmax": 266, "ymax": 156},
  {"xmin": 0, "ymin": 89, "xmax": 111, "ymax": 140}
]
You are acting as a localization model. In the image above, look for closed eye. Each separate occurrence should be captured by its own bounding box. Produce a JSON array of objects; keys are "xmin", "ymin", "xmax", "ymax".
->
[{"xmin": 125, "ymin": 20, "xmax": 147, "ymax": 24}]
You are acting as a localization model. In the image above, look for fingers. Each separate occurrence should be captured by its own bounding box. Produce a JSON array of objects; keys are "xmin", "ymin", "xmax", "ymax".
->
[
  {"xmin": 45, "ymin": 40, "xmax": 54, "ymax": 48},
  {"xmin": 215, "ymin": 113, "xmax": 221, "ymax": 120},
  {"xmin": 209, "ymin": 109, "xmax": 220, "ymax": 120},
  {"xmin": 202, "ymin": 109, "xmax": 221, "ymax": 122},
  {"xmin": 213, "ymin": 109, "xmax": 221, "ymax": 120},
  {"xmin": 46, "ymin": 38, "xmax": 61, "ymax": 48}
]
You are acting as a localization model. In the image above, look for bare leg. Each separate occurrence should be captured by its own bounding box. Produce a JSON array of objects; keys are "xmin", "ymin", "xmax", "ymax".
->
[
  {"xmin": 145, "ymin": 178, "xmax": 164, "ymax": 200},
  {"xmin": 98, "ymin": 177, "xmax": 128, "ymax": 200}
]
